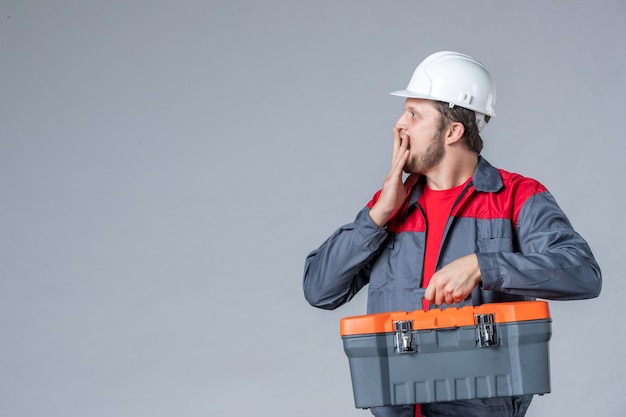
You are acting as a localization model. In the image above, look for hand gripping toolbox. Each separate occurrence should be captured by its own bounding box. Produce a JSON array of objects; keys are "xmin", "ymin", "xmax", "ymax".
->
[{"xmin": 340, "ymin": 301, "xmax": 552, "ymax": 408}]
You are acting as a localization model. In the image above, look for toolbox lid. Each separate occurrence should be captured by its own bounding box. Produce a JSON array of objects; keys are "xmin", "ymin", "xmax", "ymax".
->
[{"xmin": 340, "ymin": 301, "xmax": 550, "ymax": 336}]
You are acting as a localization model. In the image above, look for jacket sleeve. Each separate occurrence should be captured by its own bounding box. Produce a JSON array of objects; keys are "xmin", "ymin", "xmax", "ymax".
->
[
  {"xmin": 477, "ymin": 191, "xmax": 602, "ymax": 300},
  {"xmin": 303, "ymin": 207, "xmax": 388, "ymax": 310}
]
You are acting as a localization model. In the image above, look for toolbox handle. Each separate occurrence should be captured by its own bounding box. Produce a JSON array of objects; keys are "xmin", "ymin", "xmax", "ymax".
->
[{"xmin": 340, "ymin": 301, "xmax": 550, "ymax": 336}]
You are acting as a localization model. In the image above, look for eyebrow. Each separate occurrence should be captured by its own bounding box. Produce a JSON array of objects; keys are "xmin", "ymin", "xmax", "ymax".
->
[{"xmin": 405, "ymin": 105, "xmax": 422, "ymax": 114}]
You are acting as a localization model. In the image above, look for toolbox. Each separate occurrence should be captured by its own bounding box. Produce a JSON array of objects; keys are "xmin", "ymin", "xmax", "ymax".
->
[{"xmin": 340, "ymin": 301, "xmax": 551, "ymax": 408}]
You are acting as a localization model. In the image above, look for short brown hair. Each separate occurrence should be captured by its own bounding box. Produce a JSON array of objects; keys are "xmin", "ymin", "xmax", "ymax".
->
[{"xmin": 432, "ymin": 101, "xmax": 488, "ymax": 154}]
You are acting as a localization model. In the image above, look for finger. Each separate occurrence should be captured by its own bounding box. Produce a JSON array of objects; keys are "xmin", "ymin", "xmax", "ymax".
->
[
  {"xmin": 443, "ymin": 284, "xmax": 459, "ymax": 305},
  {"xmin": 436, "ymin": 289, "xmax": 446, "ymax": 306},
  {"xmin": 390, "ymin": 148, "xmax": 409, "ymax": 178},
  {"xmin": 439, "ymin": 283, "xmax": 452, "ymax": 305},
  {"xmin": 452, "ymin": 287, "xmax": 468, "ymax": 304},
  {"xmin": 424, "ymin": 285, "xmax": 434, "ymax": 304},
  {"xmin": 392, "ymin": 126, "xmax": 401, "ymax": 164}
]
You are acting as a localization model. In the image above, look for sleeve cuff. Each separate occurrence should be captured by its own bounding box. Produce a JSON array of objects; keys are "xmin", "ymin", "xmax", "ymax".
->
[
  {"xmin": 476, "ymin": 252, "xmax": 503, "ymax": 291},
  {"xmin": 354, "ymin": 207, "xmax": 388, "ymax": 251}
]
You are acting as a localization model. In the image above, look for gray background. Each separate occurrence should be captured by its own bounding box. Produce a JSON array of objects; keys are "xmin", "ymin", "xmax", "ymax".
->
[{"xmin": 1, "ymin": 1, "xmax": 624, "ymax": 416}]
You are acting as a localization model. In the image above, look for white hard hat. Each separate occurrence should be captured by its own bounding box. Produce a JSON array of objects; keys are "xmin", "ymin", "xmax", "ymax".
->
[{"xmin": 391, "ymin": 51, "xmax": 496, "ymax": 118}]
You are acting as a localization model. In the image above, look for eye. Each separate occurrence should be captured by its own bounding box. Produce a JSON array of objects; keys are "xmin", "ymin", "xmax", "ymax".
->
[{"xmin": 410, "ymin": 111, "xmax": 417, "ymax": 119}]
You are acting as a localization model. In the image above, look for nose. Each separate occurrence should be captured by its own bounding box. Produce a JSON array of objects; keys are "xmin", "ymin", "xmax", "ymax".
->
[{"xmin": 395, "ymin": 112, "xmax": 407, "ymax": 130}]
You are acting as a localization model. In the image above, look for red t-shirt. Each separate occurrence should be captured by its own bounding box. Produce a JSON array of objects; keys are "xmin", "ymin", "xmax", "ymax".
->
[{"xmin": 418, "ymin": 180, "xmax": 469, "ymax": 310}]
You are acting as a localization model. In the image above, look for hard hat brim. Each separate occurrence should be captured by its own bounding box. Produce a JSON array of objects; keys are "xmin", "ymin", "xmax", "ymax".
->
[
  {"xmin": 390, "ymin": 89, "xmax": 433, "ymax": 100},
  {"xmin": 390, "ymin": 89, "xmax": 496, "ymax": 117}
]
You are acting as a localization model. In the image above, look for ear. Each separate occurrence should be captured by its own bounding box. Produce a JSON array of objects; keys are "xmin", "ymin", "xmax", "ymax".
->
[{"xmin": 445, "ymin": 122, "xmax": 465, "ymax": 145}]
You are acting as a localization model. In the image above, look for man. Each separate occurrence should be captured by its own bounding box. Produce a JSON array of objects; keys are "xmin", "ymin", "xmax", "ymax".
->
[{"xmin": 302, "ymin": 51, "xmax": 602, "ymax": 417}]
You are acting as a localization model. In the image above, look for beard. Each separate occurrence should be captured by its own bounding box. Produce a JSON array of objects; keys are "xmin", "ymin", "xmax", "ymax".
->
[{"xmin": 403, "ymin": 131, "xmax": 445, "ymax": 174}]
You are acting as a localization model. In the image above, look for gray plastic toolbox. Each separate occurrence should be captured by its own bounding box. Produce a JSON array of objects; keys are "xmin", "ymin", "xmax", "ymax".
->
[{"xmin": 340, "ymin": 301, "xmax": 552, "ymax": 408}]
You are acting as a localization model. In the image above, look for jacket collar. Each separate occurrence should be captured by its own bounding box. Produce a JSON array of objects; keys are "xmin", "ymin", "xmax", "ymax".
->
[{"xmin": 472, "ymin": 156, "xmax": 503, "ymax": 192}]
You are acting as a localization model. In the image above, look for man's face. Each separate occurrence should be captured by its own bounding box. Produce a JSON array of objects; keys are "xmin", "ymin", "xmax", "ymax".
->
[{"xmin": 395, "ymin": 98, "xmax": 445, "ymax": 174}]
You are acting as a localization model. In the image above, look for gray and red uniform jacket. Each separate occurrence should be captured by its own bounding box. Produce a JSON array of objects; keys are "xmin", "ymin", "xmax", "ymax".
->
[{"xmin": 302, "ymin": 157, "xmax": 601, "ymax": 416}]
